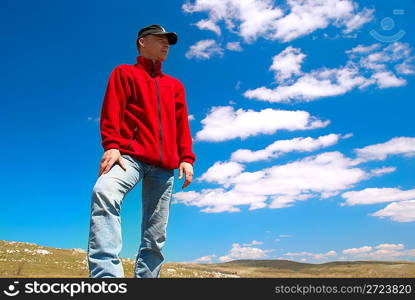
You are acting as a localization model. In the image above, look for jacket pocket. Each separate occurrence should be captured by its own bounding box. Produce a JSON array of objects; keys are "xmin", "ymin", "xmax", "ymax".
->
[{"xmin": 127, "ymin": 125, "xmax": 138, "ymax": 149}]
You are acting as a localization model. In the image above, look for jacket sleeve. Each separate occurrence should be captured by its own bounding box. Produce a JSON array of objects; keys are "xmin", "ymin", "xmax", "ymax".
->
[
  {"xmin": 100, "ymin": 66, "xmax": 130, "ymax": 151},
  {"xmin": 175, "ymin": 81, "xmax": 196, "ymax": 166}
]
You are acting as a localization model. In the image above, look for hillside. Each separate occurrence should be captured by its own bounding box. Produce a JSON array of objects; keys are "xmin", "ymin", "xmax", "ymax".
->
[{"xmin": 1, "ymin": 241, "xmax": 414, "ymax": 278}]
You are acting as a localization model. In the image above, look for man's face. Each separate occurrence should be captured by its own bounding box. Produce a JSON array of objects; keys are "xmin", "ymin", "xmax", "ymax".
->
[{"xmin": 140, "ymin": 34, "xmax": 170, "ymax": 62}]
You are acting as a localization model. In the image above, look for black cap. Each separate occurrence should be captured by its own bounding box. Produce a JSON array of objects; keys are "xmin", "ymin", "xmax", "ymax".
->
[{"xmin": 137, "ymin": 24, "xmax": 178, "ymax": 45}]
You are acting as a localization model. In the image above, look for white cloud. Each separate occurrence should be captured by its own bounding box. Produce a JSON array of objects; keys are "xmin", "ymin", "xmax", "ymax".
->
[
  {"xmin": 269, "ymin": 193, "xmax": 314, "ymax": 209},
  {"xmin": 218, "ymin": 243, "xmax": 273, "ymax": 262},
  {"xmin": 195, "ymin": 106, "xmax": 329, "ymax": 142},
  {"xmin": 173, "ymin": 188, "xmax": 268, "ymax": 213},
  {"xmin": 194, "ymin": 19, "xmax": 221, "ymax": 35},
  {"xmin": 370, "ymin": 200, "xmax": 415, "ymax": 223},
  {"xmin": 242, "ymin": 240, "xmax": 264, "ymax": 246},
  {"xmin": 244, "ymin": 42, "xmax": 414, "ymax": 103},
  {"xmin": 230, "ymin": 133, "xmax": 350, "ymax": 163},
  {"xmin": 226, "ymin": 41, "xmax": 243, "ymax": 51},
  {"xmin": 244, "ymin": 60, "xmax": 367, "ymax": 103},
  {"xmin": 185, "ymin": 39, "xmax": 224, "ymax": 60},
  {"xmin": 183, "ymin": 0, "xmax": 373, "ymax": 44},
  {"xmin": 342, "ymin": 243, "xmax": 415, "ymax": 260},
  {"xmin": 270, "ymin": 46, "xmax": 306, "ymax": 83},
  {"xmin": 369, "ymin": 167, "xmax": 396, "ymax": 176},
  {"xmin": 395, "ymin": 59, "xmax": 415, "ymax": 75},
  {"xmin": 341, "ymin": 187, "xmax": 415, "ymax": 206},
  {"xmin": 193, "ymin": 254, "xmax": 217, "ymax": 263},
  {"xmin": 176, "ymin": 135, "xmax": 415, "ymax": 214},
  {"xmin": 198, "ymin": 161, "xmax": 245, "ymax": 187},
  {"xmin": 198, "ymin": 243, "xmax": 415, "ymax": 264},
  {"xmin": 314, "ymin": 251, "xmax": 337, "ymax": 260},
  {"xmin": 342, "ymin": 246, "xmax": 372, "ymax": 255},
  {"xmin": 358, "ymin": 249, "xmax": 403, "ymax": 260},
  {"xmin": 271, "ymin": 0, "xmax": 374, "ymax": 42},
  {"xmin": 183, "ymin": 0, "xmax": 284, "ymax": 44},
  {"xmin": 354, "ymin": 137, "xmax": 415, "ymax": 161},
  {"xmin": 353, "ymin": 38, "xmax": 412, "ymax": 68},
  {"xmin": 375, "ymin": 244, "xmax": 404, "ymax": 251},
  {"xmin": 238, "ymin": 151, "xmax": 367, "ymax": 206},
  {"xmin": 345, "ymin": 43, "xmax": 381, "ymax": 54},
  {"xmin": 87, "ymin": 116, "xmax": 100, "ymax": 123},
  {"xmin": 341, "ymin": 7, "xmax": 374, "ymax": 33},
  {"xmin": 188, "ymin": 114, "xmax": 195, "ymax": 121},
  {"xmin": 174, "ymin": 151, "xmax": 369, "ymax": 213},
  {"xmin": 283, "ymin": 243, "xmax": 415, "ymax": 262},
  {"xmin": 339, "ymin": 135, "xmax": 415, "ymax": 222},
  {"xmin": 371, "ymin": 71, "xmax": 406, "ymax": 88}
]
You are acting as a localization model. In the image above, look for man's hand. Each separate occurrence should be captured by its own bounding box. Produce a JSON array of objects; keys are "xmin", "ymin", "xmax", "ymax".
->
[
  {"xmin": 178, "ymin": 162, "xmax": 193, "ymax": 189},
  {"xmin": 98, "ymin": 149, "xmax": 127, "ymax": 177}
]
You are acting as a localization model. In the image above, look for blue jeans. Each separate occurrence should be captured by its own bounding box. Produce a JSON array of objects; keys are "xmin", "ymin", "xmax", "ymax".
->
[{"xmin": 87, "ymin": 154, "xmax": 174, "ymax": 278}]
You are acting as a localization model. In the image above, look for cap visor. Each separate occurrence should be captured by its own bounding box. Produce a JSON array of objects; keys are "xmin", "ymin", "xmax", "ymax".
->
[{"xmin": 152, "ymin": 32, "xmax": 177, "ymax": 45}]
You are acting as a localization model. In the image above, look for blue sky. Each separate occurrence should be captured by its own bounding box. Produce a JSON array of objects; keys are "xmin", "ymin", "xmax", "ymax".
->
[{"xmin": 1, "ymin": 0, "xmax": 415, "ymax": 264}]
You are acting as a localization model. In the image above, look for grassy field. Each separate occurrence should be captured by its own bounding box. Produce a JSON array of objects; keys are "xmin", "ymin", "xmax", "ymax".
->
[{"xmin": 1, "ymin": 241, "xmax": 414, "ymax": 278}]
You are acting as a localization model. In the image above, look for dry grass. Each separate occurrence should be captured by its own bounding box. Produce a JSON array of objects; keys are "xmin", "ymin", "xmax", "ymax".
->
[{"xmin": 1, "ymin": 241, "xmax": 414, "ymax": 278}]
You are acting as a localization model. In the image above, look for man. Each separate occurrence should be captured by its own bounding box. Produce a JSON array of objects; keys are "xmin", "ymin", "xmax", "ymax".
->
[{"xmin": 87, "ymin": 24, "xmax": 196, "ymax": 278}]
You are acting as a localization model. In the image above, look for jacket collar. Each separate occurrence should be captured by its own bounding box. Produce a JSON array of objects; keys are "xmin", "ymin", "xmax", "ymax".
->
[{"xmin": 135, "ymin": 55, "xmax": 163, "ymax": 77}]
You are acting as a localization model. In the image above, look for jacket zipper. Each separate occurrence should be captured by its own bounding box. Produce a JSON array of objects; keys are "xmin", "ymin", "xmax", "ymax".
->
[
  {"xmin": 152, "ymin": 62, "xmax": 163, "ymax": 167},
  {"xmin": 128, "ymin": 126, "xmax": 138, "ymax": 149}
]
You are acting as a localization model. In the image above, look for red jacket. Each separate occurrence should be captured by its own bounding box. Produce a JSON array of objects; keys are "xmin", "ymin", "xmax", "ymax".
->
[{"xmin": 100, "ymin": 55, "xmax": 196, "ymax": 169}]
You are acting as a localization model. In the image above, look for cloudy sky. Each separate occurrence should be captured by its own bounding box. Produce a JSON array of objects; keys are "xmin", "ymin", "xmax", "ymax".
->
[{"xmin": 1, "ymin": 0, "xmax": 414, "ymax": 264}]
